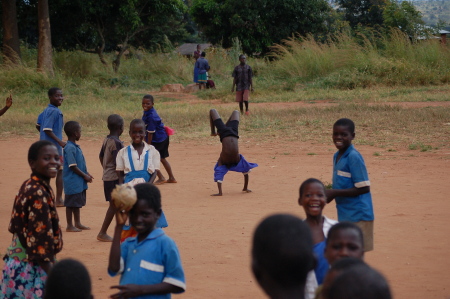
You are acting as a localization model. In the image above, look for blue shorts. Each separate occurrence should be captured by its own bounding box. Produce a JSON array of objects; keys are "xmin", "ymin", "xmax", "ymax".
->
[
  {"xmin": 214, "ymin": 154, "xmax": 258, "ymax": 182},
  {"xmin": 64, "ymin": 190, "xmax": 86, "ymax": 208}
]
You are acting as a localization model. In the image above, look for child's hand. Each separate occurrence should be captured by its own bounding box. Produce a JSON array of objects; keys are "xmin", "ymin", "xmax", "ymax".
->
[
  {"xmin": 110, "ymin": 284, "xmax": 142, "ymax": 298},
  {"xmin": 84, "ymin": 173, "xmax": 93, "ymax": 183},
  {"xmin": 5, "ymin": 94, "xmax": 12, "ymax": 107},
  {"xmin": 115, "ymin": 207, "xmax": 128, "ymax": 226}
]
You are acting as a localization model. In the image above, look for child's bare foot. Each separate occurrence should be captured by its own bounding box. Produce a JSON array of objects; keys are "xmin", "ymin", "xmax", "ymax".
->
[
  {"xmin": 66, "ymin": 226, "xmax": 82, "ymax": 232},
  {"xmin": 97, "ymin": 233, "xmax": 113, "ymax": 242},
  {"xmin": 167, "ymin": 179, "xmax": 177, "ymax": 183},
  {"xmin": 211, "ymin": 193, "xmax": 222, "ymax": 196},
  {"xmin": 243, "ymin": 189, "xmax": 252, "ymax": 193},
  {"xmin": 76, "ymin": 224, "xmax": 91, "ymax": 230},
  {"xmin": 154, "ymin": 179, "xmax": 167, "ymax": 185}
]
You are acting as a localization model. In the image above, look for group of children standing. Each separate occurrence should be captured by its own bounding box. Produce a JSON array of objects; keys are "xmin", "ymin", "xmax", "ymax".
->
[{"xmin": 1, "ymin": 79, "xmax": 380, "ymax": 298}]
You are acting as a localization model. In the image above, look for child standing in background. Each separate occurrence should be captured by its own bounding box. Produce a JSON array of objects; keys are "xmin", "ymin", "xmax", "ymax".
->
[
  {"xmin": 97, "ymin": 114, "xmax": 124, "ymax": 242},
  {"xmin": 108, "ymin": 183, "xmax": 186, "ymax": 299},
  {"xmin": 0, "ymin": 94, "xmax": 12, "ymax": 116},
  {"xmin": 142, "ymin": 95, "xmax": 177, "ymax": 184},
  {"xmin": 63, "ymin": 121, "xmax": 93, "ymax": 232},
  {"xmin": 195, "ymin": 52, "xmax": 210, "ymax": 89},
  {"xmin": 232, "ymin": 55, "xmax": 253, "ymax": 115},
  {"xmin": 38, "ymin": 87, "xmax": 66, "ymax": 206},
  {"xmin": 325, "ymin": 118, "xmax": 374, "ymax": 252}
]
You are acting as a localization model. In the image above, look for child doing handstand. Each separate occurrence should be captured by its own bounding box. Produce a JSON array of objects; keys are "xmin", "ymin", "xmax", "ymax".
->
[
  {"xmin": 63, "ymin": 121, "xmax": 93, "ymax": 232},
  {"xmin": 108, "ymin": 183, "xmax": 186, "ymax": 299},
  {"xmin": 298, "ymin": 178, "xmax": 338, "ymax": 299},
  {"xmin": 209, "ymin": 109, "xmax": 258, "ymax": 196},
  {"xmin": 97, "ymin": 114, "xmax": 124, "ymax": 242}
]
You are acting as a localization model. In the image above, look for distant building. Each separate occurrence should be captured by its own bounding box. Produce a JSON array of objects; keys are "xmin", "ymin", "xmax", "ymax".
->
[{"xmin": 177, "ymin": 43, "xmax": 212, "ymax": 58}]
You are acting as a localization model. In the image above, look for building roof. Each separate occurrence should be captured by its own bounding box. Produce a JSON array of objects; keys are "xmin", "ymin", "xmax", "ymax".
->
[{"xmin": 177, "ymin": 43, "xmax": 212, "ymax": 56}]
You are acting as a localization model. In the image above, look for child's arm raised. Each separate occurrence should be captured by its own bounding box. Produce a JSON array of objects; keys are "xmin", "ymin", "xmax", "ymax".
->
[
  {"xmin": 0, "ymin": 94, "xmax": 12, "ymax": 117},
  {"xmin": 108, "ymin": 208, "xmax": 126, "ymax": 274}
]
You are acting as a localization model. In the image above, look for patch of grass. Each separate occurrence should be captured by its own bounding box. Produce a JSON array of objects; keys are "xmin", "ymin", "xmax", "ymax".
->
[
  {"xmin": 373, "ymin": 152, "xmax": 381, "ymax": 156},
  {"xmin": 307, "ymin": 153, "xmax": 317, "ymax": 155}
]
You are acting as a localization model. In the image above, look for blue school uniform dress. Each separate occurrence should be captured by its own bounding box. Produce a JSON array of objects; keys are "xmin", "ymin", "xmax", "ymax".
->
[
  {"xmin": 214, "ymin": 154, "xmax": 258, "ymax": 183},
  {"xmin": 109, "ymin": 228, "xmax": 186, "ymax": 299},
  {"xmin": 142, "ymin": 108, "xmax": 167, "ymax": 144},
  {"xmin": 332, "ymin": 144, "xmax": 374, "ymax": 222},
  {"xmin": 39, "ymin": 104, "xmax": 64, "ymax": 155},
  {"xmin": 63, "ymin": 141, "xmax": 88, "ymax": 195}
]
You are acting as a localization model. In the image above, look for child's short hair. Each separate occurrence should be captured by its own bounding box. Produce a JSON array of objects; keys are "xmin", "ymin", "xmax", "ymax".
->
[
  {"xmin": 299, "ymin": 178, "xmax": 325, "ymax": 197},
  {"xmin": 327, "ymin": 264, "xmax": 392, "ymax": 299},
  {"xmin": 326, "ymin": 222, "xmax": 364, "ymax": 246},
  {"xmin": 28, "ymin": 140, "xmax": 55, "ymax": 162},
  {"xmin": 64, "ymin": 120, "xmax": 80, "ymax": 137},
  {"xmin": 201, "ymin": 51, "xmax": 206, "ymax": 57},
  {"xmin": 107, "ymin": 114, "xmax": 124, "ymax": 131},
  {"xmin": 130, "ymin": 118, "xmax": 145, "ymax": 129},
  {"xmin": 48, "ymin": 87, "xmax": 61, "ymax": 97},
  {"xmin": 44, "ymin": 258, "xmax": 92, "ymax": 299},
  {"xmin": 239, "ymin": 54, "xmax": 246, "ymax": 59},
  {"xmin": 333, "ymin": 118, "xmax": 355, "ymax": 134},
  {"xmin": 143, "ymin": 94, "xmax": 154, "ymax": 103},
  {"xmin": 330, "ymin": 256, "xmax": 366, "ymax": 271},
  {"xmin": 134, "ymin": 183, "xmax": 162, "ymax": 211},
  {"xmin": 252, "ymin": 214, "xmax": 314, "ymax": 288}
]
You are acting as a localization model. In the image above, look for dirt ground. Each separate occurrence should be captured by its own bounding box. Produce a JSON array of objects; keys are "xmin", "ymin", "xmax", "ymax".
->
[{"xmin": 0, "ymin": 102, "xmax": 449, "ymax": 298}]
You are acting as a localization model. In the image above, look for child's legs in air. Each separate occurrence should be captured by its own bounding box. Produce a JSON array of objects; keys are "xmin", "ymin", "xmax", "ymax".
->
[
  {"xmin": 210, "ymin": 109, "xmax": 221, "ymax": 135},
  {"xmin": 226, "ymin": 110, "xmax": 240, "ymax": 125}
]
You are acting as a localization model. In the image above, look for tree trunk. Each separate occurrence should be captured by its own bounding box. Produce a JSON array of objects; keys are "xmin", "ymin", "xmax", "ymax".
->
[
  {"xmin": 112, "ymin": 38, "xmax": 129, "ymax": 73},
  {"xmin": 37, "ymin": 0, "xmax": 54, "ymax": 75},
  {"xmin": 2, "ymin": 0, "xmax": 21, "ymax": 65}
]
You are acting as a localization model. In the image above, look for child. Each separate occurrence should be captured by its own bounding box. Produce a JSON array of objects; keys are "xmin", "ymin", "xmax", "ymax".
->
[
  {"xmin": 108, "ymin": 183, "xmax": 186, "ymax": 299},
  {"xmin": 116, "ymin": 119, "xmax": 167, "ymax": 233},
  {"xmin": 298, "ymin": 178, "xmax": 338, "ymax": 299},
  {"xmin": 141, "ymin": 95, "xmax": 177, "ymax": 184},
  {"xmin": 97, "ymin": 114, "xmax": 124, "ymax": 242},
  {"xmin": 195, "ymin": 51, "xmax": 210, "ymax": 89},
  {"xmin": 0, "ymin": 94, "xmax": 12, "ymax": 116},
  {"xmin": 38, "ymin": 87, "xmax": 66, "ymax": 206},
  {"xmin": 326, "ymin": 264, "xmax": 392, "ymax": 299},
  {"xmin": 193, "ymin": 44, "xmax": 201, "ymax": 83},
  {"xmin": 44, "ymin": 258, "xmax": 93, "ymax": 299},
  {"xmin": 63, "ymin": 121, "xmax": 93, "ymax": 232},
  {"xmin": 316, "ymin": 257, "xmax": 366, "ymax": 299},
  {"xmin": 325, "ymin": 118, "xmax": 374, "ymax": 252},
  {"xmin": 232, "ymin": 54, "xmax": 253, "ymax": 115},
  {"xmin": 209, "ymin": 109, "xmax": 258, "ymax": 196},
  {"xmin": 1, "ymin": 140, "xmax": 63, "ymax": 298},
  {"xmin": 252, "ymin": 214, "xmax": 315, "ymax": 299},
  {"xmin": 324, "ymin": 222, "xmax": 365, "ymax": 266}
]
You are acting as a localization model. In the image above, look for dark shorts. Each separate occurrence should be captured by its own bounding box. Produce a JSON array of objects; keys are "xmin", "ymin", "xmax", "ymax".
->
[
  {"xmin": 103, "ymin": 180, "xmax": 119, "ymax": 202},
  {"xmin": 214, "ymin": 119, "xmax": 239, "ymax": 142},
  {"xmin": 152, "ymin": 136, "xmax": 170, "ymax": 159},
  {"xmin": 64, "ymin": 190, "xmax": 86, "ymax": 208}
]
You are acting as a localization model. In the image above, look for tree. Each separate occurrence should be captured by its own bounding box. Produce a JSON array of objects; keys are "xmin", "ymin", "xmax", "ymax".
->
[
  {"xmin": 337, "ymin": 0, "xmax": 386, "ymax": 29},
  {"xmin": 2, "ymin": 0, "xmax": 21, "ymax": 65},
  {"xmin": 383, "ymin": 0, "xmax": 426, "ymax": 38},
  {"xmin": 191, "ymin": 0, "xmax": 331, "ymax": 55},
  {"xmin": 37, "ymin": 0, "xmax": 53, "ymax": 75}
]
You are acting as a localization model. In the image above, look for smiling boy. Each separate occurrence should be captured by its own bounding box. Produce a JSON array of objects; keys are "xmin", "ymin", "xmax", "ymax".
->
[{"xmin": 325, "ymin": 118, "xmax": 374, "ymax": 252}]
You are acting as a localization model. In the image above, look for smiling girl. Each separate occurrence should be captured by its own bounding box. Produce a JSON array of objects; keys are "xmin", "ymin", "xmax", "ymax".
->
[{"xmin": 1, "ymin": 141, "xmax": 63, "ymax": 298}]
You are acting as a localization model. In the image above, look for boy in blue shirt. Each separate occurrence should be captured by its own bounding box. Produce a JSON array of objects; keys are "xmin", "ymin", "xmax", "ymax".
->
[
  {"xmin": 195, "ymin": 52, "xmax": 210, "ymax": 89},
  {"xmin": 63, "ymin": 121, "xmax": 93, "ymax": 232},
  {"xmin": 108, "ymin": 183, "xmax": 186, "ymax": 299},
  {"xmin": 325, "ymin": 118, "xmax": 374, "ymax": 251},
  {"xmin": 38, "ymin": 87, "xmax": 66, "ymax": 206}
]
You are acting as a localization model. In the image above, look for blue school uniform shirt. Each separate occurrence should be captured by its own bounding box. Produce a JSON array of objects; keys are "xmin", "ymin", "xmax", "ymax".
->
[
  {"xmin": 195, "ymin": 57, "xmax": 209, "ymax": 74},
  {"xmin": 109, "ymin": 228, "xmax": 186, "ymax": 299},
  {"xmin": 39, "ymin": 104, "xmax": 64, "ymax": 155},
  {"xmin": 63, "ymin": 141, "xmax": 88, "ymax": 195},
  {"xmin": 332, "ymin": 144, "xmax": 374, "ymax": 222},
  {"xmin": 142, "ymin": 108, "xmax": 167, "ymax": 143}
]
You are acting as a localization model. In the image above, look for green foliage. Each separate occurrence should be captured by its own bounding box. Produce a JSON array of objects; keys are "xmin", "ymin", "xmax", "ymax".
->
[
  {"xmin": 383, "ymin": 0, "xmax": 426, "ymax": 38},
  {"xmin": 337, "ymin": 0, "xmax": 386, "ymax": 28},
  {"xmin": 191, "ymin": 0, "xmax": 331, "ymax": 55}
]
